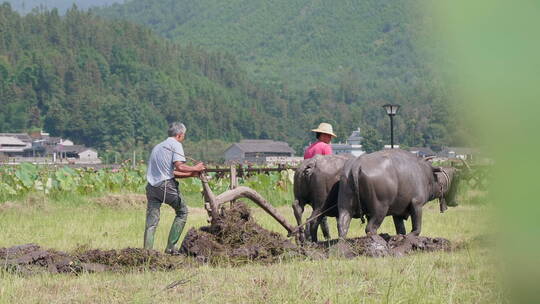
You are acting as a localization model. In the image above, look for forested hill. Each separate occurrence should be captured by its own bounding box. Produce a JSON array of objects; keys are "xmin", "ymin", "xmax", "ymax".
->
[
  {"xmin": 0, "ymin": 4, "xmax": 464, "ymax": 160},
  {"xmin": 6, "ymin": 0, "xmax": 122, "ymax": 14},
  {"xmin": 0, "ymin": 4, "xmax": 306, "ymax": 155},
  {"xmin": 95, "ymin": 0, "xmax": 465, "ymax": 151},
  {"xmin": 95, "ymin": 0, "xmax": 438, "ymax": 88}
]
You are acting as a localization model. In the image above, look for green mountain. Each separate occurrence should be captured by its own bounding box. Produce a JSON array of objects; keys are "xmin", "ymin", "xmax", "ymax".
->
[
  {"xmin": 7, "ymin": 0, "xmax": 122, "ymax": 14},
  {"xmin": 96, "ymin": 0, "xmax": 436, "ymax": 88},
  {"xmin": 94, "ymin": 0, "xmax": 465, "ymax": 150},
  {"xmin": 0, "ymin": 2, "xmax": 465, "ymax": 161},
  {"xmin": 0, "ymin": 4, "xmax": 311, "ymax": 158}
]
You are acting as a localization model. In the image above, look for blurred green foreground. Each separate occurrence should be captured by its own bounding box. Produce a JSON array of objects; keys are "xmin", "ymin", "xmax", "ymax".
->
[{"xmin": 432, "ymin": 1, "xmax": 540, "ymax": 302}]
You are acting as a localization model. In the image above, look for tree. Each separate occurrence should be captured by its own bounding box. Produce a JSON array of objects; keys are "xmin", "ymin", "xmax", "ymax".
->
[{"xmin": 362, "ymin": 126, "xmax": 383, "ymax": 153}]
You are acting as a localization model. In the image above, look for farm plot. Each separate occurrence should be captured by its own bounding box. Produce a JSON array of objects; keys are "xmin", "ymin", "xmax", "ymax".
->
[
  {"xmin": 1, "ymin": 201, "xmax": 458, "ymax": 278},
  {"xmin": 0, "ymin": 187, "xmax": 501, "ymax": 303},
  {"xmin": 0, "ymin": 163, "xmax": 497, "ymax": 302}
]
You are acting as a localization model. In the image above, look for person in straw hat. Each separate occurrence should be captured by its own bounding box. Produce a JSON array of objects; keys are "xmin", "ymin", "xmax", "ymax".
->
[{"xmin": 304, "ymin": 122, "xmax": 337, "ymax": 159}]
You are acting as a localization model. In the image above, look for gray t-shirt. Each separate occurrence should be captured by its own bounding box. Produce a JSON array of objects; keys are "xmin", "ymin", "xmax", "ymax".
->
[{"xmin": 146, "ymin": 137, "xmax": 186, "ymax": 186}]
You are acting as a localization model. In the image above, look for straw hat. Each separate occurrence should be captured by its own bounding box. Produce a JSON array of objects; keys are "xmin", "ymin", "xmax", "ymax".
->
[{"xmin": 311, "ymin": 122, "xmax": 337, "ymax": 138}]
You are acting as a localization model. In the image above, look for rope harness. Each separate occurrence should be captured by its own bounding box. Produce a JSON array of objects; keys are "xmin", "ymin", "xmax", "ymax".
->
[
  {"xmin": 290, "ymin": 204, "xmax": 338, "ymax": 235},
  {"xmin": 436, "ymin": 168, "xmax": 451, "ymax": 213},
  {"xmin": 438, "ymin": 168, "xmax": 450, "ymax": 197}
]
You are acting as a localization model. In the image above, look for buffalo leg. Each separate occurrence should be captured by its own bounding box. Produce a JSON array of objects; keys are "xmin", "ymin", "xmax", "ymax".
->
[
  {"xmin": 292, "ymin": 199, "xmax": 304, "ymax": 227},
  {"xmin": 304, "ymin": 223, "xmax": 312, "ymax": 241},
  {"xmin": 292, "ymin": 200, "xmax": 306, "ymax": 242},
  {"xmin": 338, "ymin": 209, "xmax": 352, "ymax": 239},
  {"xmin": 307, "ymin": 210, "xmax": 322, "ymax": 242},
  {"xmin": 365, "ymin": 212, "xmax": 385, "ymax": 236},
  {"xmin": 408, "ymin": 204, "xmax": 423, "ymax": 236},
  {"xmin": 321, "ymin": 217, "xmax": 331, "ymax": 240},
  {"xmin": 392, "ymin": 216, "xmax": 406, "ymax": 235}
]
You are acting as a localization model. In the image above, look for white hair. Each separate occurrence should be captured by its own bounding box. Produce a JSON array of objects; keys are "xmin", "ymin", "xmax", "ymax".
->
[{"xmin": 168, "ymin": 122, "xmax": 186, "ymax": 137}]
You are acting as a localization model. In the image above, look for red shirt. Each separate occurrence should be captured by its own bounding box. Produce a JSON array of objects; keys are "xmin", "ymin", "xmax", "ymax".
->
[{"xmin": 304, "ymin": 141, "xmax": 333, "ymax": 159}]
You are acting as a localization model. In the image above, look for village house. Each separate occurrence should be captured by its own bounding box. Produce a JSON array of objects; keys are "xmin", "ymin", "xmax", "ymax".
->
[
  {"xmin": 0, "ymin": 131, "xmax": 100, "ymax": 164},
  {"xmin": 224, "ymin": 140, "xmax": 297, "ymax": 164},
  {"xmin": 0, "ymin": 136, "xmax": 30, "ymax": 157},
  {"xmin": 408, "ymin": 147, "xmax": 436, "ymax": 158},
  {"xmin": 331, "ymin": 128, "xmax": 366, "ymax": 157},
  {"xmin": 53, "ymin": 145, "xmax": 101, "ymax": 164},
  {"xmin": 0, "ymin": 133, "xmax": 33, "ymax": 144},
  {"xmin": 439, "ymin": 147, "xmax": 478, "ymax": 160}
]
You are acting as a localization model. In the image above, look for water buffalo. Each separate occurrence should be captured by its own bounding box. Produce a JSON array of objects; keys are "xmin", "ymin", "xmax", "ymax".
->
[
  {"xmin": 337, "ymin": 149, "xmax": 460, "ymax": 238},
  {"xmin": 293, "ymin": 154, "xmax": 353, "ymax": 242}
]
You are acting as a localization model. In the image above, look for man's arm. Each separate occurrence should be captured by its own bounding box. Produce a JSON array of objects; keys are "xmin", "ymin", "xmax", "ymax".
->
[
  {"xmin": 173, "ymin": 170, "xmax": 199, "ymax": 178},
  {"xmin": 173, "ymin": 161, "xmax": 206, "ymax": 178}
]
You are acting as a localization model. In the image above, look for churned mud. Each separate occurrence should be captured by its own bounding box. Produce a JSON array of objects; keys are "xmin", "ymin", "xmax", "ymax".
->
[
  {"xmin": 304, "ymin": 233, "xmax": 452, "ymax": 260},
  {"xmin": 180, "ymin": 202, "xmax": 298, "ymax": 264},
  {"xmin": 2, "ymin": 203, "xmax": 458, "ymax": 275},
  {"xmin": 180, "ymin": 202, "xmax": 452, "ymax": 262},
  {"xmin": 0, "ymin": 244, "xmax": 186, "ymax": 275}
]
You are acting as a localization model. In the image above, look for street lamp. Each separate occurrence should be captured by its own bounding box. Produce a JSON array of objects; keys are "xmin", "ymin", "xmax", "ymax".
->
[{"xmin": 382, "ymin": 104, "xmax": 400, "ymax": 149}]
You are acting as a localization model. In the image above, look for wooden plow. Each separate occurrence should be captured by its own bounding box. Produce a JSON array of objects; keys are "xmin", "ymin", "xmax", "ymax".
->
[{"xmin": 199, "ymin": 173, "xmax": 301, "ymax": 239}]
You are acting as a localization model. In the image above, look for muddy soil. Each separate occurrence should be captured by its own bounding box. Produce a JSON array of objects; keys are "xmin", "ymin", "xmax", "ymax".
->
[
  {"xmin": 0, "ymin": 244, "xmax": 186, "ymax": 275},
  {"xmin": 303, "ymin": 233, "xmax": 452, "ymax": 260},
  {"xmin": 180, "ymin": 202, "xmax": 452, "ymax": 263},
  {"xmin": 2, "ymin": 203, "xmax": 455, "ymax": 275},
  {"xmin": 180, "ymin": 202, "xmax": 298, "ymax": 264}
]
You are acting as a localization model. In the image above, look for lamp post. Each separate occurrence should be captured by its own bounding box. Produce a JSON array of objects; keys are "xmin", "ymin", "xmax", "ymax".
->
[{"xmin": 382, "ymin": 104, "xmax": 400, "ymax": 149}]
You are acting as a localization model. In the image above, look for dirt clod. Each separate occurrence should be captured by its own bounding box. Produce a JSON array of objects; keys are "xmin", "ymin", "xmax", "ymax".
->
[
  {"xmin": 0, "ymin": 244, "xmax": 186, "ymax": 275},
  {"xmin": 309, "ymin": 233, "xmax": 452, "ymax": 259},
  {"xmin": 181, "ymin": 203, "xmax": 452, "ymax": 263},
  {"xmin": 345, "ymin": 233, "xmax": 452, "ymax": 257},
  {"xmin": 181, "ymin": 202, "xmax": 296, "ymax": 264}
]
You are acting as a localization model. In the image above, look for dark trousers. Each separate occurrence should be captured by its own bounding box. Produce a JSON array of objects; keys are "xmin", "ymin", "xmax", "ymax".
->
[{"xmin": 144, "ymin": 179, "xmax": 188, "ymax": 250}]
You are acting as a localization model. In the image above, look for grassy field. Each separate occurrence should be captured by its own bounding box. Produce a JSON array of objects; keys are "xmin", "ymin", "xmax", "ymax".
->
[{"xmin": 0, "ymin": 192, "xmax": 502, "ymax": 303}]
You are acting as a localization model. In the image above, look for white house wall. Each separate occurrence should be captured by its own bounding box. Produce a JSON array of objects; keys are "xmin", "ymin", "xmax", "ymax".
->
[{"xmin": 79, "ymin": 150, "xmax": 98, "ymax": 160}]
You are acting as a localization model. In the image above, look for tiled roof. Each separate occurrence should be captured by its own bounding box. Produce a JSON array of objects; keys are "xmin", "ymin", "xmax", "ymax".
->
[
  {"xmin": 0, "ymin": 136, "xmax": 27, "ymax": 146},
  {"xmin": 0, "ymin": 133, "xmax": 32, "ymax": 143},
  {"xmin": 347, "ymin": 128, "xmax": 363, "ymax": 141}
]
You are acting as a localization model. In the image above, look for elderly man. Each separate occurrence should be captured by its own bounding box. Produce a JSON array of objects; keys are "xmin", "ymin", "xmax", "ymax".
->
[
  {"xmin": 304, "ymin": 122, "xmax": 337, "ymax": 159},
  {"xmin": 144, "ymin": 122, "xmax": 206, "ymax": 254}
]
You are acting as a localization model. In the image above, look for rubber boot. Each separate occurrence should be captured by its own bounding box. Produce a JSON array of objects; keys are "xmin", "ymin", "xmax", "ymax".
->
[
  {"xmin": 144, "ymin": 227, "xmax": 156, "ymax": 250},
  {"xmin": 144, "ymin": 204, "xmax": 161, "ymax": 250},
  {"xmin": 164, "ymin": 216, "xmax": 187, "ymax": 254}
]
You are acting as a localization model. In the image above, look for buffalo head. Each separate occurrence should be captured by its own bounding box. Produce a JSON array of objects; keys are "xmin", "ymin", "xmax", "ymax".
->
[{"xmin": 434, "ymin": 165, "xmax": 469, "ymax": 212}]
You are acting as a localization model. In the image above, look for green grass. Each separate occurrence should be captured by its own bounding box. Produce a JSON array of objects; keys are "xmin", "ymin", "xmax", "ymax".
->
[{"xmin": 0, "ymin": 193, "xmax": 502, "ymax": 303}]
